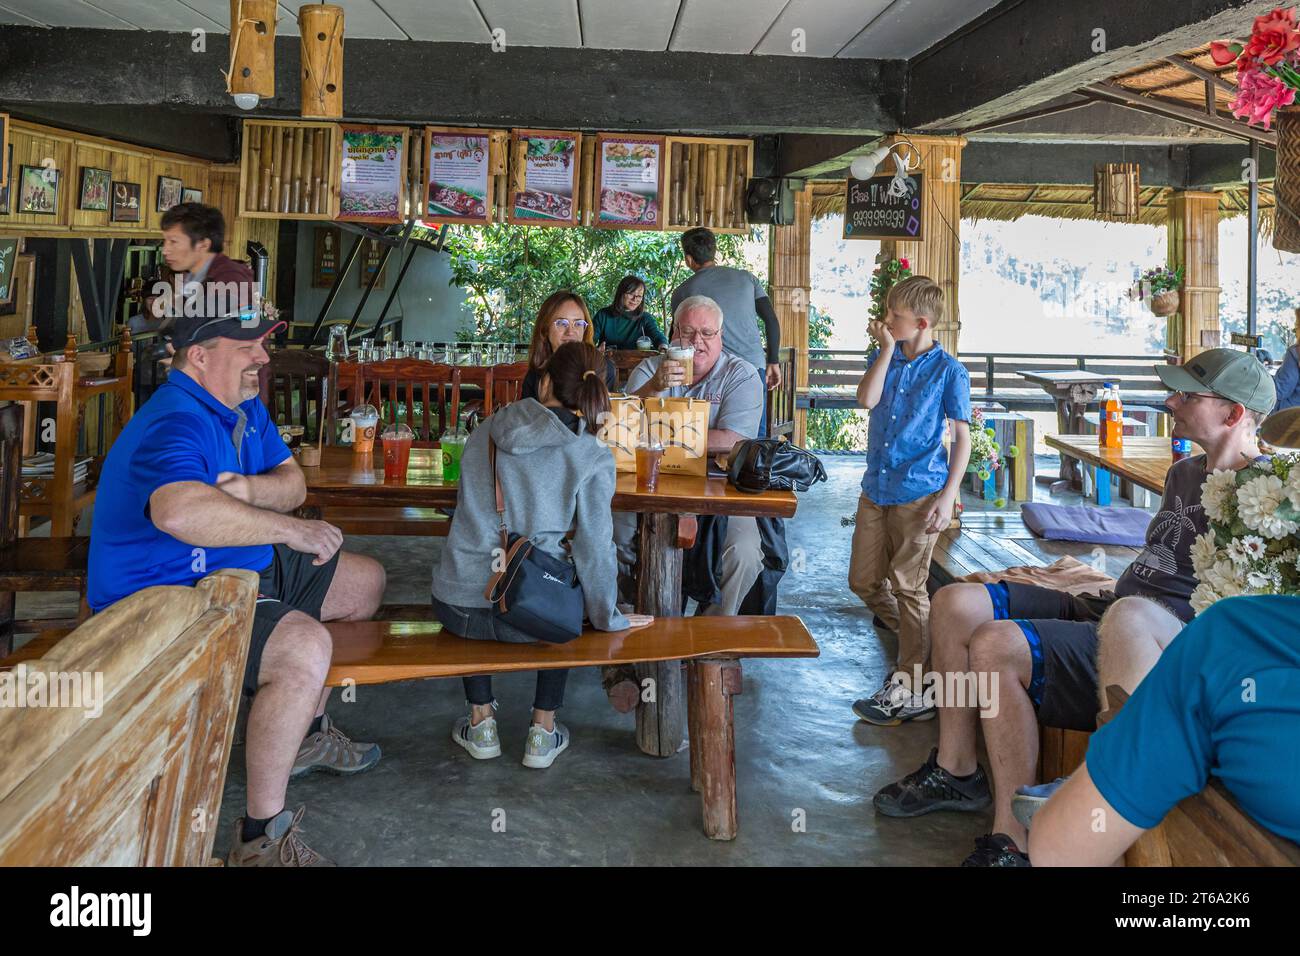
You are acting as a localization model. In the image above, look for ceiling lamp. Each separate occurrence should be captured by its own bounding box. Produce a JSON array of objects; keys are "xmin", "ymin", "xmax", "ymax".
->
[
  {"xmin": 225, "ymin": 0, "xmax": 277, "ymax": 111},
  {"xmin": 1094, "ymin": 162, "xmax": 1141, "ymax": 221}
]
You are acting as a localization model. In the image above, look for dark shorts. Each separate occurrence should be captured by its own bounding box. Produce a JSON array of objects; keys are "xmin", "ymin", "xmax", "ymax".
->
[
  {"xmin": 984, "ymin": 582, "xmax": 1117, "ymax": 732},
  {"xmin": 246, "ymin": 544, "xmax": 340, "ymax": 696}
]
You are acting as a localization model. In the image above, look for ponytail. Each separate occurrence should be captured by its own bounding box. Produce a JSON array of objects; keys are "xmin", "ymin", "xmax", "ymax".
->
[{"xmin": 545, "ymin": 341, "xmax": 611, "ymax": 426}]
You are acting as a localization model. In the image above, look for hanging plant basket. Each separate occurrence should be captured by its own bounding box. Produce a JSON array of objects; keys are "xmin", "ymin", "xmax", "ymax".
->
[
  {"xmin": 1149, "ymin": 289, "xmax": 1181, "ymax": 316},
  {"xmin": 1276, "ymin": 106, "xmax": 1300, "ymax": 253}
]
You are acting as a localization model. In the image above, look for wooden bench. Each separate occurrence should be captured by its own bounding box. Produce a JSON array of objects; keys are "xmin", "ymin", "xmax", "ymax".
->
[
  {"xmin": 324, "ymin": 615, "xmax": 819, "ymax": 841},
  {"xmin": 0, "ymin": 568, "xmax": 255, "ymax": 865}
]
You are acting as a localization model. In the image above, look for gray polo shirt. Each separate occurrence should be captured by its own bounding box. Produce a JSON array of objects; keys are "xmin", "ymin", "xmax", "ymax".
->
[
  {"xmin": 626, "ymin": 350, "xmax": 763, "ymax": 438},
  {"xmin": 670, "ymin": 266, "xmax": 769, "ymax": 372}
]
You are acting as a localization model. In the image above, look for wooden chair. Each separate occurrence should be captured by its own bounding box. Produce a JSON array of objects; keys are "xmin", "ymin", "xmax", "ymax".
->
[
  {"xmin": 490, "ymin": 360, "xmax": 529, "ymax": 408},
  {"xmin": 0, "ymin": 338, "xmax": 132, "ymax": 537},
  {"xmin": 335, "ymin": 359, "xmax": 478, "ymax": 445},
  {"xmin": 259, "ymin": 347, "xmax": 329, "ymax": 442},
  {"xmin": 324, "ymin": 613, "xmax": 819, "ymax": 841},
  {"xmin": 0, "ymin": 403, "xmax": 90, "ymax": 656},
  {"xmin": 0, "ymin": 568, "xmax": 256, "ymax": 865}
]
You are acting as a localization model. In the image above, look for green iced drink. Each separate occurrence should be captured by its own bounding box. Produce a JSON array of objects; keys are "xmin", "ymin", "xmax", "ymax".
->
[{"xmin": 440, "ymin": 430, "xmax": 466, "ymax": 482}]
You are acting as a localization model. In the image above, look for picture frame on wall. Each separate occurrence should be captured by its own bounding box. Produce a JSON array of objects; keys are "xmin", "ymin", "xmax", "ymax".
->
[
  {"xmin": 181, "ymin": 187, "xmax": 202, "ymax": 204},
  {"xmin": 508, "ymin": 129, "xmax": 582, "ymax": 228},
  {"xmin": 338, "ymin": 124, "xmax": 408, "ymax": 224},
  {"xmin": 78, "ymin": 167, "xmax": 111, "ymax": 211},
  {"xmin": 593, "ymin": 133, "xmax": 665, "ymax": 230},
  {"xmin": 0, "ymin": 236, "xmax": 18, "ymax": 308},
  {"xmin": 18, "ymin": 165, "xmax": 59, "ymax": 215},
  {"xmin": 424, "ymin": 126, "xmax": 495, "ymax": 226},
  {"xmin": 358, "ymin": 237, "xmax": 386, "ymax": 289},
  {"xmin": 0, "ymin": 145, "xmax": 13, "ymax": 215},
  {"xmin": 112, "ymin": 181, "xmax": 142, "ymax": 222},
  {"xmin": 156, "ymin": 175, "xmax": 183, "ymax": 212},
  {"xmin": 312, "ymin": 226, "xmax": 342, "ymax": 288}
]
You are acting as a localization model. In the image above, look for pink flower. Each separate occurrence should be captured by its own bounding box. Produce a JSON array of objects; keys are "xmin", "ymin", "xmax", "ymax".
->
[
  {"xmin": 1245, "ymin": 7, "xmax": 1300, "ymax": 66},
  {"xmin": 1231, "ymin": 66, "xmax": 1298, "ymax": 128},
  {"xmin": 1210, "ymin": 40, "xmax": 1243, "ymax": 66},
  {"xmin": 898, "ymin": 258, "xmax": 910, "ymax": 270}
]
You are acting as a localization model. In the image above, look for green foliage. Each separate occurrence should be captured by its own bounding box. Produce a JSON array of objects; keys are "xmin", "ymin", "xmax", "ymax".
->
[
  {"xmin": 805, "ymin": 303, "xmax": 868, "ymax": 451},
  {"xmin": 444, "ymin": 224, "xmax": 757, "ymax": 342}
]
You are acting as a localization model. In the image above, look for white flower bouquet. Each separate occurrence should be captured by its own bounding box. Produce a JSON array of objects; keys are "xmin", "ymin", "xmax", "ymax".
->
[{"xmin": 1190, "ymin": 454, "xmax": 1300, "ymax": 614}]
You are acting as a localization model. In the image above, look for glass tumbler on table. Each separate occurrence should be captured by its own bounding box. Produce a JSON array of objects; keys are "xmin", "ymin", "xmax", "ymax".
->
[
  {"xmin": 381, "ymin": 423, "xmax": 415, "ymax": 481},
  {"xmin": 635, "ymin": 438, "xmax": 665, "ymax": 492}
]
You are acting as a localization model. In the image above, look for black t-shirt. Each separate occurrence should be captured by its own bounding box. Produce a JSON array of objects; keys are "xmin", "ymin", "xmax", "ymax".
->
[{"xmin": 521, "ymin": 355, "xmax": 619, "ymax": 401}]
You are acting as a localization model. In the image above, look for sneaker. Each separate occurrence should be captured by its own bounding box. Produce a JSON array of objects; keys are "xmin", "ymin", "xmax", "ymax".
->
[
  {"xmin": 961, "ymin": 832, "xmax": 1031, "ymax": 867},
  {"xmin": 852, "ymin": 677, "xmax": 934, "ymax": 726},
  {"xmin": 291, "ymin": 714, "xmax": 382, "ymax": 778},
  {"xmin": 522, "ymin": 721, "xmax": 570, "ymax": 769},
  {"xmin": 873, "ymin": 747, "xmax": 992, "ymax": 818},
  {"xmin": 1012, "ymin": 776, "xmax": 1068, "ymax": 829},
  {"xmin": 226, "ymin": 806, "xmax": 334, "ymax": 867},
  {"xmin": 452, "ymin": 712, "xmax": 502, "ymax": 760}
]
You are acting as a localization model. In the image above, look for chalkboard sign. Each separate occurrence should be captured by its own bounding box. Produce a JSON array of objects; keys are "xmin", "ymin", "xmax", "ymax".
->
[
  {"xmin": 843, "ymin": 171, "xmax": 924, "ymax": 241},
  {"xmin": 0, "ymin": 237, "xmax": 18, "ymax": 308}
]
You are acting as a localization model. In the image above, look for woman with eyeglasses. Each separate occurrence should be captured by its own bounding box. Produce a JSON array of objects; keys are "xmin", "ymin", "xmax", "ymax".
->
[
  {"xmin": 521, "ymin": 290, "xmax": 618, "ymax": 401},
  {"xmin": 592, "ymin": 276, "xmax": 669, "ymax": 351}
]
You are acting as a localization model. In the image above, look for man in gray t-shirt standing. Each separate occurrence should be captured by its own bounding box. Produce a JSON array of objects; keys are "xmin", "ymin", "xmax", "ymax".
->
[{"xmin": 670, "ymin": 227, "xmax": 782, "ymax": 396}]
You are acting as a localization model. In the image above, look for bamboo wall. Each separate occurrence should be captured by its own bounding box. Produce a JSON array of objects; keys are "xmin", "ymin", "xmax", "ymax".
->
[
  {"xmin": 1166, "ymin": 190, "xmax": 1221, "ymax": 360},
  {"xmin": 769, "ymin": 183, "xmax": 811, "ymax": 445},
  {"xmin": 878, "ymin": 133, "xmax": 966, "ymax": 357},
  {"xmin": 210, "ymin": 164, "xmax": 280, "ymax": 302}
]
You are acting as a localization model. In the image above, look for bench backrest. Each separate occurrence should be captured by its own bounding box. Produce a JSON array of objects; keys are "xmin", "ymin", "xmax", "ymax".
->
[
  {"xmin": 259, "ymin": 347, "xmax": 330, "ymax": 441},
  {"xmin": 0, "ymin": 569, "xmax": 256, "ymax": 865}
]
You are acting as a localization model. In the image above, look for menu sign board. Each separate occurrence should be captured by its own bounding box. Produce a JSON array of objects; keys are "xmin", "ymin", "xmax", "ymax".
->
[
  {"xmin": 338, "ymin": 125, "xmax": 407, "ymax": 223},
  {"xmin": 509, "ymin": 129, "xmax": 581, "ymax": 227},
  {"xmin": 594, "ymin": 133, "xmax": 664, "ymax": 230},
  {"xmin": 843, "ymin": 172, "xmax": 924, "ymax": 241},
  {"xmin": 424, "ymin": 127, "xmax": 493, "ymax": 225}
]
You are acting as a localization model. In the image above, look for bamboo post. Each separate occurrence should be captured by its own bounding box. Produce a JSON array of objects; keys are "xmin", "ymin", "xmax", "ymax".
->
[
  {"xmin": 273, "ymin": 126, "xmax": 287, "ymax": 213},
  {"xmin": 290, "ymin": 126, "xmax": 304, "ymax": 212},
  {"xmin": 316, "ymin": 126, "xmax": 328, "ymax": 215},
  {"xmin": 581, "ymin": 136, "xmax": 596, "ymax": 225},
  {"xmin": 258, "ymin": 124, "xmax": 274, "ymax": 211},
  {"xmin": 733, "ymin": 148, "xmax": 747, "ymax": 229},
  {"xmin": 299, "ymin": 4, "xmax": 345, "ymax": 119},
  {"xmin": 692, "ymin": 144, "xmax": 704, "ymax": 226},
  {"xmin": 247, "ymin": 130, "xmax": 262, "ymax": 212},
  {"xmin": 226, "ymin": 0, "xmax": 276, "ymax": 100},
  {"xmin": 511, "ymin": 137, "xmax": 527, "ymax": 207},
  {"xmin": 671, "ymin": 143, "xmax": 684, "ymax": 228},
  {"xmin": 686, "ymin": 144, "xmax": 699, "ymax": 225},
  {"xmin": 719, "ymin": 146, "xmax": 733, "ymax": 227},
  {"xmin": 302, "ymin": 129, "xmax": 315, "ymax": 213},
  {"xmin": 703, "ymin": 145, "xmax": 718, "ymax": 227}
]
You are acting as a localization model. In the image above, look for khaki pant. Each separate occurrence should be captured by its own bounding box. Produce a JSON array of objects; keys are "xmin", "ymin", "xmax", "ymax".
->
[{"xmin": 847, "ymin": 491, "xmax": 942, "ymax": 675}]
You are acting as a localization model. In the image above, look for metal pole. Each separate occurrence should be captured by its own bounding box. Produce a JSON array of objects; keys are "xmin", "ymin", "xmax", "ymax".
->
[
  {"xmin": 307, "ymin": 233, "xmax": 364, "ymax": 344},
  {"xmin": 1247, "ymin": 140, "xmax": 1260, "ymax": 340},
  {"xmin": 345, "ymin": 239, "xmax": 395, "ymax": 340}
]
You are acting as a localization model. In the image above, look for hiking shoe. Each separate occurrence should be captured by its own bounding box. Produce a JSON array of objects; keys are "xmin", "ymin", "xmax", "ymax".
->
[
  {"xmin": 226, "ymin": 807, "xmax": 334, "ymax": 867},
  {"xmin": 873, "ymin": 747, "xmax": 992, "ymax": 818},
  {"xmin": 291, "ymin": 714, "xmax": 381, "ymax": 778},
  {"xmin": 1012, "ymin": 776, "xmax": 1068, "ymax": 829},
  {"xmin": 452, "ymin": 712, "xmax": 502, "ymax": 760},
  {"xmin": 961, "ymin": 833, "xmax": 1031, "ymax": 867},
  {"xmin": 853, "ymin": 677, "xmax": 934, "ymax": 726},
  {"xmin": 522, "ymin": 722, "xmax": 570, "ymax": 769}
]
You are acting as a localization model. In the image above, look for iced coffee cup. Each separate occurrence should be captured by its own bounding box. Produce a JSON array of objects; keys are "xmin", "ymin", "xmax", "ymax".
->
[
  {"xmin": 350, "ymin": 403, "xmax": 379, "ymax": 455},
  {"xmin": 635, "ymin": 438, "xmax": 665, "ymax": 492},
  {"xmin": 665, "ymin": 344, "xmax": 695, "ymax": 386}
]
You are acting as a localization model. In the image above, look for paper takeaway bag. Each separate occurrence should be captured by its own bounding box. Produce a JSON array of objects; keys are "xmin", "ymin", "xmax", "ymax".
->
[
  {"xmin": 601, "ymin": 395, "xmax": 643, "ymax": 473},
  {"xmin": 645, "ymin": 396, "xmax": 709, "ymax": 476}
]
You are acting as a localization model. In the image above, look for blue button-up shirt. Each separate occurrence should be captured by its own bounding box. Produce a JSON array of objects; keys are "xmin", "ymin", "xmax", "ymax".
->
[
  {"xmin": 1275, "ymin": 345, "xmax": 1300, "ymax": 411},
  {"xmin": 861, "ymin": 342, "xmax": 971, "ymax": 505},
  {"xmin": 88, "ymin": 369, "xmax": 290, "ymax": 611}
]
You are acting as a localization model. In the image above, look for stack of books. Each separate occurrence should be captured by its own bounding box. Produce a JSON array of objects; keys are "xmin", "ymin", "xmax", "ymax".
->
[{"xmin": 22, "ymin": 453, "xmax": 92, "ymax": 485}]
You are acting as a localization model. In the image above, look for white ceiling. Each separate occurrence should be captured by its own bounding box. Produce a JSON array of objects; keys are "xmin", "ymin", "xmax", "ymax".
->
[{"xmin": 0, "ymin": 0, "xmax": 1002, "ymax": 57}]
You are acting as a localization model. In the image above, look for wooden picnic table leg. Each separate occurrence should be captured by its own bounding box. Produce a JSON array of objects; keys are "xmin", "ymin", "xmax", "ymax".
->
[
  {"xmin": 634, "ymin": 512, "xmax": 687, "ymax": 757},
  {"xmin": 689, "ymin": 657, "xmax": 741, "ymax": 840}
]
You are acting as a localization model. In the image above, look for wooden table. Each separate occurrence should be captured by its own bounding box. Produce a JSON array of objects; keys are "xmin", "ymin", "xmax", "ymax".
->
[
  {"xmin": 1044, "ymin": 434, "xmax": 1174, "ymax": 498},
  {"xmin": 1017, "ymin": 370, "xmax": 1126, "ymax": 490},
  {"xmin": 300, "ymin": 445, "xmax": 798, "ymax": 757}
]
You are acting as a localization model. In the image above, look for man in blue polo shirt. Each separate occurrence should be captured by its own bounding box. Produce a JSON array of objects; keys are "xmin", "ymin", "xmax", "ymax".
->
[
  {"xmin": 89, "ymin": 306, "xmax": 387, "ymax": 867},
  {"xmin": 1028, "ymin": 594, "xmax": 1300, "ymax": 864}
]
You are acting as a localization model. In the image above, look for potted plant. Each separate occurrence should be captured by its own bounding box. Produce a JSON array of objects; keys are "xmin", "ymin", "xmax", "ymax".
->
[
  {"xmin": 1212, "ymin": 8, "xmax": 1300, "ymax": 250},
  {"xmin": 1134, "ymin": 265, "xmax": 1184, "ymax": 317}
]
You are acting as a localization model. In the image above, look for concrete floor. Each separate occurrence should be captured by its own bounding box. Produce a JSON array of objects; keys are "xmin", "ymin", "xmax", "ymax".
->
[{"xmin": 23, "ymin": 454, "xmax": 1139, "ymax": 866}]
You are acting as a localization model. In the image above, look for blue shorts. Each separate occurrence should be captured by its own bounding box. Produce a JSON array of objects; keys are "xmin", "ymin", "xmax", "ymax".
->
[{"xmin": 982, "ymin": 582, "xmax": 1113, "ymax": 731}]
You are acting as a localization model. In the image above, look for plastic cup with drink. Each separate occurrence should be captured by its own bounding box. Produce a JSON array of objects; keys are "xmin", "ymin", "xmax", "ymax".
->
[
  {"xmin": 664, "ymin": 344, "xmax": 695, "ymax": 386},
  {"xmin": 381, "ymin": 423, "xmax": 415, "ymax": 482},
  {"xmin": 440, "ymin": 426, "xmax": 468, "ymax": 482},
  {"xmin": 636, "ymin": 437, "xmax": 665, "ymax": 492},
  {"xmin": 349, "ymin": 403, "xmax": 379, "ymax": 455}
]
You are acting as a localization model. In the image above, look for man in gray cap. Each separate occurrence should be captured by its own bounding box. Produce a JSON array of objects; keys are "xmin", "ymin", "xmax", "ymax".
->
[{"xmin": 873, "ymin": 347, "xmax": 1275, "ymax": 867}]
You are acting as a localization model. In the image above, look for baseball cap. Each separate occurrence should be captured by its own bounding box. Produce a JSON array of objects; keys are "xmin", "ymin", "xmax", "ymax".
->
[
  {"xmin": 1154, "ymin": 347, "xmax": 1276, "ymax": 414},
  {"xmin": 1261, "ymin": 406, "xmax": 1300, "ymax": 448},
  {"xmin": 170, "ymin": 307, "xmax": 286, "ymax": 349}
]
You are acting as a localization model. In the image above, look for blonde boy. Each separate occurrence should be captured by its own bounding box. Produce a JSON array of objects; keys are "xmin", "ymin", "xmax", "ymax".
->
[{"xmin": 849, "ymin": 276, "xmax": 971, "ymax": 725}]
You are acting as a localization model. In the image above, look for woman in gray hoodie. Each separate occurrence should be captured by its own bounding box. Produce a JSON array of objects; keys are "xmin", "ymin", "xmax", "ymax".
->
[{"xmin": 432, "ymin": 342, "xmax": 653, "ymax": 769}]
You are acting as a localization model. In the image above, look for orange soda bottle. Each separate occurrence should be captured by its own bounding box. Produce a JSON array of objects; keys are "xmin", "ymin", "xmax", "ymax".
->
[{"xmin": 1101, "ymin": 383, "xmax": 1124, "ymax": 449}]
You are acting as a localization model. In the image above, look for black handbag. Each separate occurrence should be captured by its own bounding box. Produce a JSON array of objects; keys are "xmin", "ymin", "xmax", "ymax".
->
[
  {"xmin": 726, "ymin": 437, "xmax": 827, "ymax": 494},
  {"xmin": 482, "ymin": 438, "xmax": 586, "ymax": 644}
]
